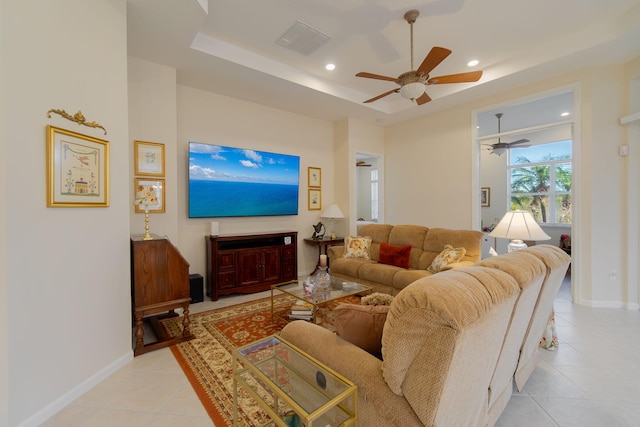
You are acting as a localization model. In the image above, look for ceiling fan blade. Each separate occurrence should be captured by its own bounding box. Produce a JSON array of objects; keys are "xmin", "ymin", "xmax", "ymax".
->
[
  {"xmin": 356, "ymin": 72, "xmax": 398, "ymax": 82},
  {"xmin": 415, "ymin": 91, "xmax": 432, "ymax": 105},
  {"xmin": 363, "ymin": 88, "xmax": 399, "ymax": 103},
  {"xmin": 507, "ymin": 139, "xmax": 530, "ymax": 146},
  {"xmin": 417, "ymin": 46, "xmax": 452, "ymax": 76},
  {"xmin": 427, "ymin": 70, "xmax": 483, "ymax": 84}
]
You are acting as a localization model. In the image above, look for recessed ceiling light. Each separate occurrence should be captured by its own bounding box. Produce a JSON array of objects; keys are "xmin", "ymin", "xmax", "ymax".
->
[
  {"xmin": 561, "ymin": 112, "xmax": 570, "ymax": 117},
  {"xmin": 467, "ymin": 60, "xmax": 479, "ymax": 67},
  {"xmin": 325, "ymin": 63, "xmax": 335, "ymax": 71}
]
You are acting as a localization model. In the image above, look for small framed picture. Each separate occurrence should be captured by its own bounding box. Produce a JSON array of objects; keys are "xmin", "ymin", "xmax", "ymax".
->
[
  {"xmin": 308, "ymin": 189, "xmax": 321, "ymax": 210},
  {"xmin": 134, "ymin": 140, "xmax": 165, "ymax": 176},
  {"xmin": 308, "ymin": 167, "xmax": 321, "ymax": 188},
  {"xmin": 134, "ymin": 178, "xmax": 165, "ymax": 213},
  {"xmin": 481, "ymin": 187, "xmax": 490, "ymax": 207},
  {"xmin": 46, "ymin": 125, "xmax": 109, "ymax": 207}
]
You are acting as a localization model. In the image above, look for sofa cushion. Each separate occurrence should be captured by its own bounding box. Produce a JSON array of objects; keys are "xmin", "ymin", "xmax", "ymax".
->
[
  {"xmin": 343, "ymin": 235, "xmax": 372, "ymax": 259},
  {"xmin": 358, "ymin": 223, "xmax": 393, "ymax": 244},
  {"xmin": 334, "ymin": 303, "xmax": 389, "ymax": 359},
  {"xmin": 427, "ymin": 244, "xmax": 466, "ymax": 273},
  {"xmin": 359, "ymin": 262, "xmax": 402, "ymax": 288},
  {"xmin": 378, "ymin": 242, "xmax": 412, "ymax": 269},
  {"xmin": 419, "ymin": 228, "xmax": 484, "ymax": 269}
]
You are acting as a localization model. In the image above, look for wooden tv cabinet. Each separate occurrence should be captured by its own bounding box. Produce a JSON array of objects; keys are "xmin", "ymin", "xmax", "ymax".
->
[{"xmin": 206, "ymin": 231, "xmax": 298, "ymax": 301}]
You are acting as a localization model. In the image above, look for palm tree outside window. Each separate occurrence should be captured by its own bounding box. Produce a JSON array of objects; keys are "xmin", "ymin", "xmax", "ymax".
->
[{"xmin": 508, "ymin": 140, "xmax": 572, "ymax": 224}]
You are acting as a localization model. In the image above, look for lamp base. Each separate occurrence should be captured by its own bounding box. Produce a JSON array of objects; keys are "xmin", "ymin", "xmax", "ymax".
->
[{"xmin": 508, "ymin": 239, "xmax": 527, "ymax": 253}]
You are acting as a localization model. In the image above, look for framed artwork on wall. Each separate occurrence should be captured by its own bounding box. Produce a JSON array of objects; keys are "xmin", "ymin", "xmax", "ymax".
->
[
  {"xmin": 134, "ymin": 178, "xmax": 166, "ymax": 213},
  {"xmin": 46, "ymin": 125, "xmax": 109, "ymax": 207},
  {"xmin": 308, "ymin": 167, "xmax": 321, "ymax": 188},
  {"xmin": 481, "ymin": 187, "xmax": 491, "ymax": 207},
  {"xmin": 308, "ymin": 189, "xmax": 321, "ymax": 210},
  {"xmin": 134, "ymin": 140, "xmax": 165, "ymax": 176}
]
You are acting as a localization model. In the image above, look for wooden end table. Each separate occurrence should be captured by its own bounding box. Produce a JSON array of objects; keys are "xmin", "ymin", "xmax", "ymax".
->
[{"xmin": 303, "ymin": 237, "xmax": 344, "ymax": 274}]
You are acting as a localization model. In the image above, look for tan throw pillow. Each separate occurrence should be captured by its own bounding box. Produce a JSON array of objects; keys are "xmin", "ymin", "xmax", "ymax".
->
[
  {"xmin": 343, "ymin": 235, "xmax": 372, "ymax": 259},
  {"xmin": 334, "ymin": 303, "xmax": 389, "ymax": 359},
  {"xmin": 428, "ymin": 244, "xmax": 467, "ymax": 273}
]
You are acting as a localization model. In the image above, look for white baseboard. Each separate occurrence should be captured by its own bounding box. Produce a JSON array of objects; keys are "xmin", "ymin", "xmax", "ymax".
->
[{"xmin": 17, "ymin": 351, "xmax": 133, "ymax": 427}]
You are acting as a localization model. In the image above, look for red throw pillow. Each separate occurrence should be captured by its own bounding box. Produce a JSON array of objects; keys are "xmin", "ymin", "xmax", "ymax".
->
[{"xmin": 378, "ymin": 242, "xmax": 411, "ymax": 269}]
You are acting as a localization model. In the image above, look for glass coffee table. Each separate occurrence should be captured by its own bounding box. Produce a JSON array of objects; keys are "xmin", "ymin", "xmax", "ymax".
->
[
  {"xmin": 233, "ymin": 335, "xmax": 358, "ymax": 426},
  {"xmin": 271, "ymin": 277, "xmax": 372, "ymax": 324}
]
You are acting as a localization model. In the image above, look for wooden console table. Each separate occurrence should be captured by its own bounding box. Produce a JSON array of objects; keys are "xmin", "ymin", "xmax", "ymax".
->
[
  {"xmin": 206, "ymin": 231, "xmax": 298, "ymax": 301},
  {"xmin": 303, "ymin": 236, "xmax": 344, "ymax": 274},
  {"xmin": 130, "ymin": 234, "xmax": 193, "ymax": 356}
]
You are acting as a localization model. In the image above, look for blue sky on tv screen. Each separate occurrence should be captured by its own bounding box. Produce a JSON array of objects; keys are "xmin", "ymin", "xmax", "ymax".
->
[{"xmin": 189, "ymin": 142, "xmax": 299, "ymax": 185}]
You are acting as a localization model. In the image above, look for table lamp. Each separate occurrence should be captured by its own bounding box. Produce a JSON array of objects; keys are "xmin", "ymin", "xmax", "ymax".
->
[
  {"xmin": 489, "ymin": 210, "xmax": 550, "ymax": 252},
  {"xmin": 134, "ymin": 185, "xmax": 160, "ymax": 240},
  {"xmin": 321, "ymin": 204, "xmax": 344, "ymax": 239}
]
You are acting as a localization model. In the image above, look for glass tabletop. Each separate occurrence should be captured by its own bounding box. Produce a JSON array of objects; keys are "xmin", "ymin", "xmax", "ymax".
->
[
  {"xmin": 274, "ymin": 276, "xmax": 370, "ymax": 305},
  {"xmin": 235, "ymin": 335, "xmax": 356, "ymax": 424}
]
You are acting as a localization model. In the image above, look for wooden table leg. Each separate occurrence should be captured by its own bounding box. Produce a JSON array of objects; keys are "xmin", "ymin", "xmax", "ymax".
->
[
  {"xmin": 181, "ymin": 302, "xmax": 192, "ymax": 339},
  {"xmin": 134, "ymin": 313, "xmax": 144, "ymax": 356}
]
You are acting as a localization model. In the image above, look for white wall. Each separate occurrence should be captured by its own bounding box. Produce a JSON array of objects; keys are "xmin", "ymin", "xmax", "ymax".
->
[
  {"xmin": 2, "ymin": 0, "xmax": 132, "ymax": 425},
  {"xmin": 128, "ymin": 58, "xmax": 179, "ymax": 241},
  {"xmin": 176, "ymin": 86, "xmax": 336, "ymax": 278},
  {"xmin": 385, "ymin": 107, "xmax": 476, "ymax": 228}
]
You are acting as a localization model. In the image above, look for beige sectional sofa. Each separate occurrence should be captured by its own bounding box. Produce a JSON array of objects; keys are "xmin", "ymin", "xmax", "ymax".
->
[
  {"xmin": 328, "ymin": 223, "xmax": 484, "ymax": 294},
  {"xmin": 281, "ymin": 245, "xmax": 571, "ymax": 427}
]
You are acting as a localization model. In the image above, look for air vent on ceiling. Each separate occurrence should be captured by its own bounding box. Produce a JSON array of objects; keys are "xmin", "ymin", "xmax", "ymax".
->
[{"xmin": 276, "ymin": 21, "xmax": 330, "ymax": 55}]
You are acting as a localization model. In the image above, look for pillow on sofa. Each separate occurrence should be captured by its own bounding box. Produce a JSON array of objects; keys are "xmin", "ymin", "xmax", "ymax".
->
[
  {"xmin": 343, "ymin": 235, "xmax": 372, "ymax": 259},
  {"xmin": 334, "ymin": 303, "xmax": 390, "ymax": 359},
  {"xmin": 428, "ymin": 244, "xmax": 467, "ymax": 273},
  {"xmin": 378, "ymin": 242, "xmax": 411, "ymax": 269}
]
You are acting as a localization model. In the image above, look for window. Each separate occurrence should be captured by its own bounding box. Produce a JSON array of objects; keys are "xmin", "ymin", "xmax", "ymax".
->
[
  {"xmin": 370, "ymin": 168, "xmax": 379, "ymax": 221},
  {"xmin": 508, "ymin": 140, "xmax": 572, "ymax": 224}
]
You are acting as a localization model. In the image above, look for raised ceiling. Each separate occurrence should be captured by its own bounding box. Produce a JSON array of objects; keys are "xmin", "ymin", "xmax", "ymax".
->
[{"xmin": 127, "ymin": 0, "xmax": 640, "ymax": 126}]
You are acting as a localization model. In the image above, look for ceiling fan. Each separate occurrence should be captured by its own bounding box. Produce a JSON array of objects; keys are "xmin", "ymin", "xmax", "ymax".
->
[
  {"xmin": 484, "ymin": 113, "xmax": 530, "ymax": 155},
  {"xmin": 355, "ymin": 9, "xmax": 482, "ymax": 105}
]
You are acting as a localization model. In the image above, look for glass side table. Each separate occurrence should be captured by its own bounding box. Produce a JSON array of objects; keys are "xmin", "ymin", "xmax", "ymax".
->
[
  {"xmin": 271, "ymin": 277, "xmax": 372, "ymax": 324},
  {"xmin": 233, "ymin": 335, "xmax": 358, "ymax": 426}
]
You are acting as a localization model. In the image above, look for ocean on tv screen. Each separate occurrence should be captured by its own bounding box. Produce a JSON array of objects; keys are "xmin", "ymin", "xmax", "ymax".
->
[{"xmin": 189, "ymin": 180, "xmax": 299, "ymax": 217}]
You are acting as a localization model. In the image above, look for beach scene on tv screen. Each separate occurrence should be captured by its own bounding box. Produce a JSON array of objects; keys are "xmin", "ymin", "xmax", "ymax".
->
[{"xmin": 189, "ymin": 142, "xmax": 300, "ymax": 217}]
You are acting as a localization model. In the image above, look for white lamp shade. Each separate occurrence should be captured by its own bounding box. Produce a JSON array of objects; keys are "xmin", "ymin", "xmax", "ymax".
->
[
  {"xmin": 321, "ymin": 203, "xmax": 344, "ymax": 219},
  {"xmin": 489, "ymin": 210, "xmax": 551, "ymax": 241},
  {"xmin": 400, "ymin": 82, "xmax": 425, "ymax": 100}
]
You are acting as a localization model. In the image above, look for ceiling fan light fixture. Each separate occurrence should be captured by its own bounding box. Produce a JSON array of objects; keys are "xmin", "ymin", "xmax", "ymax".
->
[
  {"xmin": 400, "ymin": 82, "xmax": 425, "ymax": 101},
  {"xmin": 492, "ymin": 147, "xmax": 507, "ymax": 156}
]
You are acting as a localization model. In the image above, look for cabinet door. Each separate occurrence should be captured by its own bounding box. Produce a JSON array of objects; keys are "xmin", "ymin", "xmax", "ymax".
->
[
  {"xmin": 261, "ymin": 247, "xmax": 281, "ymax": 282},
  {"xmin": 237, "ymin": 249, "xmax": 261, "ymax": 287},
  {"xmin": 282, "ymin": 244, "xmax": 296, "ymax": 280}
]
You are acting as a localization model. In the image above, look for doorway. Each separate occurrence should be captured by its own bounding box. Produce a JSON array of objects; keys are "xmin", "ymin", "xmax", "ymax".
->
[{"xmin": 474, "ymin": 89, "xmax": 576, "ymax": 299}]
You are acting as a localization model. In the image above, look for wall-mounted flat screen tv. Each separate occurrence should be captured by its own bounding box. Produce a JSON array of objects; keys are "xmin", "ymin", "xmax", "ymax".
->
[{"xmin": 188, "ymin": 142, "xmax": 300, "ymax": 218}]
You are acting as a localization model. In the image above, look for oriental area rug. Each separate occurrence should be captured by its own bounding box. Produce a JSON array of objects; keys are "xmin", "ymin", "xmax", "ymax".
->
[{"xmin": 161, "ymin": 293, "xmax": 359, "ymax": 426}]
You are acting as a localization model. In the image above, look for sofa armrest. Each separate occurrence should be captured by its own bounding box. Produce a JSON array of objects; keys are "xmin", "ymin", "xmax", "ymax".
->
[
  {"xmin": 280, "ymin": 321, "xmax": 418, "ymax": 425},
  {"xmin": 440, "ymin": 260, "xmax": 475, "ymax": 271},
  {"xmin": 328, "ymin": 245, "xmax": 344, "ymax": 260}
]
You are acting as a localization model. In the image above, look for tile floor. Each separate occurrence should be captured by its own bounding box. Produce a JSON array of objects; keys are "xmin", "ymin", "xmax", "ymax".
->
[{"xmin": 42, "ymin": 277, "xmax": 640, "ymax": 426}]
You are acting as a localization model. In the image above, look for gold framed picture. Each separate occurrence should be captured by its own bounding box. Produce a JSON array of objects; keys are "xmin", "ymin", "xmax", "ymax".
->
[
  {"xmin": 308, "ymin": 166, "xmax": 321, "ymax": 188},
  {"xmin": 134, "ymin": 178, "xmax": 166, "ymax": 213},
  {"xmin": 46, "ymin": 125, "xmax": 109, "ymax": 207},
  {"xmin": 308, "ymin": 189, "xmax": 321, "ymax": 210},
  {"xmin": 134, "ymin": 140, "xmax": 165, "ymax": 176},
  {"xmin": 481, "ymin": 187, "xmax": 490, "ymax": 207}
]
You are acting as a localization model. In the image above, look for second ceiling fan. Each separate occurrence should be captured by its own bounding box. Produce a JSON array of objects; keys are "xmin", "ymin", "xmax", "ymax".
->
[
  {"xmin": 356, "ymin": 10, "xmax": 482, "ymax": 105},
  {"xmin": 484, "ymin": 113, "xmax": 530, "ymax": 155}
]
